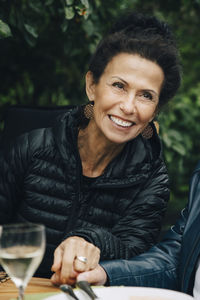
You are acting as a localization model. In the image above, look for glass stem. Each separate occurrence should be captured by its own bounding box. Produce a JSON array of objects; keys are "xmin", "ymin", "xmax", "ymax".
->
[{"xmin": 18, "ymin": 285, "xmax": 24, "ymax": 300}]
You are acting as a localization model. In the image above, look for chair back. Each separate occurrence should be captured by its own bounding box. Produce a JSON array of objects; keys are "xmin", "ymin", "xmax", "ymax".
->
[{"xmin": 0, "ymin": 105, "xmax": 75, "ymax": 148}]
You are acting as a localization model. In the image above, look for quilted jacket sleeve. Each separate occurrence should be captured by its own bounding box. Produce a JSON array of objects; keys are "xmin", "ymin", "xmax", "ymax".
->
[
  {"xmin": 64, "ymin": 160, "xmax": 169, "ymax": 260},
  {"xmin": 101, "ymin": 206, "xmax": 188, "ymax": 289},
  {"xmin": 0, "ymin": 136, "xmax": 31, "ymax": 223},
  {"xmin": 0, "ymin": 129, "xmax": 49, "ymax": 223}
]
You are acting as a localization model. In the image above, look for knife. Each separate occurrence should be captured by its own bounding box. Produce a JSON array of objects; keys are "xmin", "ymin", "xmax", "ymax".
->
[
  {"xmin": 60, "ymin": 284, "xmax": 79, "ymax": 300},
  {"xmin": 76, "ymin": 281, "xmax": 98, "ymax": 299}
]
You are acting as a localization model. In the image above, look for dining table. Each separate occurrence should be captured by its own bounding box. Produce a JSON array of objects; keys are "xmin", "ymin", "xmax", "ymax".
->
[
  {"xmin": 0, "ymin": 273, "xmax": 60, "ymax": 300},
  {"xmin": 0, "ymin": 273, "xmax": 195, "ymax": 300}
]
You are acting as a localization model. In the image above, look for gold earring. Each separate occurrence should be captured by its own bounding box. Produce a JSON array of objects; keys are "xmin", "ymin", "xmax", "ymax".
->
[
  {"xmin": 141, "ymin": 123, "xmax": 153, "ymax": 139},
  {"xmin": 84, "ymin": 101, "xmax": 94, "ymax": 120}
]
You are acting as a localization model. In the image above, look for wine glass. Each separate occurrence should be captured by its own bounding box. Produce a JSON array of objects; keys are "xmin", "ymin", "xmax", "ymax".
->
[{"xmin": 0, "ymin": 223, "xmax": 46, "ymax": 300}]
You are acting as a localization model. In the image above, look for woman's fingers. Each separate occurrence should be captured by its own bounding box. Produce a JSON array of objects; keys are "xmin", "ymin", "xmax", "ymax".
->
[
  {"xmin": 51, "ymin": 236, "xmax": 101, "ymax": 285},
  {"xmin": 74, "ymin": 256, "xmax": 88, "ymax": 272},
  {"xmin": 59, "ymin": 238, "xmax": 79, "ymax": 282},
  {"xmin": 74, "ymin": 241, "xmax": 100, "ymax": 272},
  {"xmin": 51, "ymin": 244, "xmax": 63, "ymax": 272},
  {"xmin": 50, "ymin": 272, "xmax": 60, "ymax": 286},
  {"xmin": 51, "ymin": 239, "xmax": 77, "ymax": 281},
  {"xmin": 77, "ymin": 264, "xmax": 107, "ymax": 286},
  {"xmin": 89, "ymin": 246, "xmax": 100, "ymax": 269},
  {"xmin": 51, "ymin": 271, "xmax": 77, "ymax": 286}
]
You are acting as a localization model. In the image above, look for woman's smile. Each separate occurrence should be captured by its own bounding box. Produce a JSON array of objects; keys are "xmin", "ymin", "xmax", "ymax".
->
[{"xmin": 109, "ymin": 115, "xmax": 134, "ymax": 128}]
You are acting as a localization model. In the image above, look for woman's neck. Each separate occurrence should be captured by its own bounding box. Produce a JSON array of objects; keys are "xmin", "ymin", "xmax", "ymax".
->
[{"xmin": 78, "ymin": 122, "xmax": 124, "ymax": 177}]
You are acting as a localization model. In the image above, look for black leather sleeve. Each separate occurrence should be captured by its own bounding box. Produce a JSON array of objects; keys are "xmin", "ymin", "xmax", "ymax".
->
[{"xmin": 100, "ymin": 206, "xmax": 188, "ymax": 288}]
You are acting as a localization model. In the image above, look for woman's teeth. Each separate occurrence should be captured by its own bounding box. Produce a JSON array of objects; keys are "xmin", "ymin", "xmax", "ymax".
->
[{"xmin": 110, "ymin": 115, "xmax": 133, "ymax": 127}]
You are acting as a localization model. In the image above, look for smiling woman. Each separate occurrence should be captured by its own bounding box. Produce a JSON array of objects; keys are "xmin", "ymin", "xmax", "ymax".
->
[{"xmin": 0, "ymin": 12, "xmax": 181, "ymax": 286}]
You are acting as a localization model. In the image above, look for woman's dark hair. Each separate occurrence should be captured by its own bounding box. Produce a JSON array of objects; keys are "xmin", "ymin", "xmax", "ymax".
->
[{"xmin": 88, "ymin": 12, "xmax": 182, "ymax": 108}]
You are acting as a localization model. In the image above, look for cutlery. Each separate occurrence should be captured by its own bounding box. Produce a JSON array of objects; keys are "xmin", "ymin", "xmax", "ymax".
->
[
  {"xmin": 76, "ymin": 281, "xmax": 98, "ymax": 299},
  {"xmin": 60, "ymin": 284, "xmax": 79, "ymax": 300},
  {"xmin": 0, "ymin": 272, "xmax": 10, "ymax": 283}
]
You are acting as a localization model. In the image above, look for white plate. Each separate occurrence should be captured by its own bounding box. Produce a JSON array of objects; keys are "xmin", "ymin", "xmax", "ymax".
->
[{"xmin": 43, "ymin": 286, "xmax": 194, "ymax": 300}]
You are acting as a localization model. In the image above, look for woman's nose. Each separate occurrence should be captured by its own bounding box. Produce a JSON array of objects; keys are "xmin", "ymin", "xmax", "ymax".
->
[{"xmin": 119, "ymin": 95, "xmax": 137, "ymax": 115}]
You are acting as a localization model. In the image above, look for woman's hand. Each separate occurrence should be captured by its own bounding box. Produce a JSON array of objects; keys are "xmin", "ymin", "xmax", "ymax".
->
[
  {"xmin": 77, "ymin": 264, "xmax": 108, "ymax": 286},
  {"xmin": 51, "ymin": 236, "xmax": 100, "ymax": 285}
]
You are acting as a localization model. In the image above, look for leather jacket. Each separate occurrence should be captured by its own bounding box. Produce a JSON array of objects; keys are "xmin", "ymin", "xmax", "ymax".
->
[{"xmin": 101, "ymin": 161, "xmax": 200, "ymax": 296}]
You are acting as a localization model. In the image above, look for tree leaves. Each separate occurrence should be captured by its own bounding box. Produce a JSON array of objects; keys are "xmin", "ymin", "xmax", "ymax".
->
[
  {"xmin": 80, "ymin": 0, "xmax": 89, "ymax": 8},
  {"xmin": 24, "ymin": 24, "xmax": 38, "ymax": 38},
  {"xmin": 66, "ymin": 0, "xmax": 74, "ymax": 5},
  {"xmin": 0, "ymin": 20, "xmax": 12, "ymax": 38},
  {"xmin": 162, "ymin": 130, "xmax": 186, "ymax": 156},
  {"xmin": 65, "ymin": 6, "xmax": 75, "ymax": 19}
]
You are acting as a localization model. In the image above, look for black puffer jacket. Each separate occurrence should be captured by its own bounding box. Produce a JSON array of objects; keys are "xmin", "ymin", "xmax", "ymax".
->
[{"xmin": 0, "ymin": 107, "xmax": 169, "ymax": 277}]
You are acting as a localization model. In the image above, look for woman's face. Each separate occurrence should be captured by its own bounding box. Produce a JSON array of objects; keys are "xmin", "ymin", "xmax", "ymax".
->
[{"xmin": 86, "ymin": 53, "xmax": 164, "ymax": 145}]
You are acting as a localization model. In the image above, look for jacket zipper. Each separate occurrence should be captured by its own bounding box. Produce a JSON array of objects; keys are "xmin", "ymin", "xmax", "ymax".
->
[{"xmin": 64, "ymin": 133, "xmax": 81, "ymax": 233}]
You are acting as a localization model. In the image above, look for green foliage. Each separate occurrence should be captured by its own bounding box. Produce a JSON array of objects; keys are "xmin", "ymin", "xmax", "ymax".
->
[
  {"xmin": 158, "ymin": 84, "xmax": 200, "ymax": 230},
  {"xmin": 0, "ymin": 0, "xmax": 200, "ymax": 229},
  {"xmin": 0, "ymin": 0, "xmax": 124, "ymax": 106},
  {"xmin": 0, "ymin": 19, "xmax": 12, "ymax": 38}
]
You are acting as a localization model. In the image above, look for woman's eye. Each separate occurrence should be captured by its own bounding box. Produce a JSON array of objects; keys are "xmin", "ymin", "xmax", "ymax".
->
[
  {"xmin": 141, "ymin": 92, "xmax": 153, "ymax": 100},
  {"xmin": 112, "ymin": 82, "xmax": 125, "ymax": 90}
]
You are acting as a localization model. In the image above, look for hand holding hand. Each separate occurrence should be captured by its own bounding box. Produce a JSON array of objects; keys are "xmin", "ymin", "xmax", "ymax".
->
[
  {"xmin": 77, "ymin": 264, "xmax": 107, "ymax": 286},
  {"xmin": 51, "ymin": 236, "xmax": 100, "ymax": 285}
]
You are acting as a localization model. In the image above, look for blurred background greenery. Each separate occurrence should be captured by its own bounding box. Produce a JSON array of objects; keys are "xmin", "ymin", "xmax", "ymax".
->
[{"xmin": 0, "ymin": 0, "xmax": 200, "ymax": 234}]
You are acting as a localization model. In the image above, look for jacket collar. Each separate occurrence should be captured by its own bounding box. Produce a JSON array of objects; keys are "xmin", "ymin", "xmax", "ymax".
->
[
  {"xmin": 53, "ymin": 106, "xmax": 80, "ymax": 161},
  {"xmin": 53, "ymin": 106, "xmax": 163, "ymax": 186}
]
